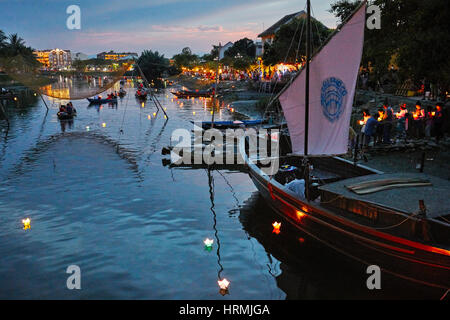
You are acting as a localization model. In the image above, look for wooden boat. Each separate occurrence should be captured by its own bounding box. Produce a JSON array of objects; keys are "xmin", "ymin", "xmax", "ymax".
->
[
  {"xmin": 192, "ymin": 119, "xmax": 267, "ymax": 129},
  {"xmin": 239, "ymin": 1, "xmax": 450, "ymax": 289},
  {"xmin": 172, "ymin": 89, "xmax": 213, "ymax": 98},
  {"xmin": 87, "ymin": 97, "xmax": 118, "ymax": 104}
]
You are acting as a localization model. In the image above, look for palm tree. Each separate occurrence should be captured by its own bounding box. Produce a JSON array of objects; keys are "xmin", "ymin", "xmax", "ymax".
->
[
  {"xmin": 7, "ymin": 33, "xmax": 26, "ymax": 55},
  {"xmin": 0, "ymin": 30, "xmax": 6, "ymax": 47}
]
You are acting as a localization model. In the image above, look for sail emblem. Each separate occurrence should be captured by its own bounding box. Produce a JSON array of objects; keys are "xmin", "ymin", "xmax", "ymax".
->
[{"xmin": 321, "ymin": 77, "xmax": 348, "ymax": 122}]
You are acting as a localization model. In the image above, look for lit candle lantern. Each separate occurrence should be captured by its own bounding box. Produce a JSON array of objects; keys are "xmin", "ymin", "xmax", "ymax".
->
[
  {"xmin": 153, "ymin": 112, "xmax": 156, "ymax": 117},
  {"xmin": 272, "ymin": 221, "xmax": 281, "ymax": 234},
  {"xmin": 218, "ymin": 278, "xmax": 230, "ymax": 290},
  {"xmin": 22, "ymin": 218, "xmax": 31, "ymax": 230},
  {"xmin": 148, "ymin": 115, "xmax": 151, "ymax": 120},
  {"xmin": 193, "ymin": 111, "xmax": 196, "ymax": 115},
  {"xmin": 102, "ymin": 123, "xmax": 106, "ymax": 128},
  {"xmin": 86, "ymin": 126, "xmax": 90, "ymax": 131},
  {"xmin": 204, "ymin": 238, "xmax": 214, "ymax": 251},
  {"xmin": 141, "ymin": 102, "xmax": 145, "ymax": 108}
]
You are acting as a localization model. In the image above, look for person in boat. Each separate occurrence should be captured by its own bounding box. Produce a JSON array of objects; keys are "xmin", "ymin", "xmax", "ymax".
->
[{"xmin": 66, "ymin": 102, "xmax": 75, "ymax": 115}]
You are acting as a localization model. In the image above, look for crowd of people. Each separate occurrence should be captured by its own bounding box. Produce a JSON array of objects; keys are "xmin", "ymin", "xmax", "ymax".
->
[{"xmin": 358, "ymin": 101, "xmax": 445, "ymax": 148}]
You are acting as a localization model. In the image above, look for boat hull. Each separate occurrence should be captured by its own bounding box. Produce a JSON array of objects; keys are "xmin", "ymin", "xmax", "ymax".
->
[
  {"xmin": 87, "ymin": 98, "xmax": 118, "ymax": 104},
  {"xmin": 240, "ymin": 139, "xmax": 450, "ymax": 289}
]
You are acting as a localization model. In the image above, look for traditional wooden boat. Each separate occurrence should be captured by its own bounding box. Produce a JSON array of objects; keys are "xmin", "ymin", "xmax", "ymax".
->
[
  {"xmin": 87, "ymin": 97, "xmax": 118, "ymax": 104},
  {"xmin": 239, "ymin": 1, "xmax": 450, "ymax": 289},
  {"xmin": 172, "ymin": 89, "xmax": 213, "ymax": 98}
]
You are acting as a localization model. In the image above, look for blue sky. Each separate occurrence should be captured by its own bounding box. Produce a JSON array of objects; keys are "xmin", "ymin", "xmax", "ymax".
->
[{"xmin": 0, "ymin": 0, "xmax": 339, "ymax": 57}]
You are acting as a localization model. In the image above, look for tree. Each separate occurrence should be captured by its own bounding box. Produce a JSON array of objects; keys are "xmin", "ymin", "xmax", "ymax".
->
[
  {"xmin": 262, "ymin": 16, "xmax": 332, "ymax": 65},
  {"xmin": 329, "ymin": 0, "xmax": 450, "ymax": 91},
  {"xmin": 172, "ymin": 47, "xmax": 200, "ymax": 69},
  {"xmin": 137, "ymin": 50, "xmax": 171, "ymax": 85},
  {"xmin": 224, "ymin": 38, "xmax": 256, "ymax": 59}
]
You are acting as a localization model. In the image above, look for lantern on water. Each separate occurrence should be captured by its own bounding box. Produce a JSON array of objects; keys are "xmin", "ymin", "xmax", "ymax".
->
[
  {"xmin": 148, "ymin": 115, "xmax": 151, "ymax": 120},
  {"xmin": 22, "ymin": 218, "xmax": 31, "ymax": 230},
  {"xmin": 218, "ymin": 278, "xmax": 230, "ymax": 290},
  {"xmin": 153, "ymin": 112, "xmax": 156, "ymax": 117},
  {"xmin": 141, "ymin": 102, "xmax": 145, "ymax": 108},
  {"xmin": 193, "ymin": 111, "xmax": 196, "ymax": 115},
  {"xmin": 204, "ymin": 238, "xmax": 214, "ymax": 251},
  {"xmin": 102, "ymin": 123, "xmax": 106, "ymax": 128},
  {"xmin": 86, "ymin": 126, "xmax": 90, "ymax": 131}
]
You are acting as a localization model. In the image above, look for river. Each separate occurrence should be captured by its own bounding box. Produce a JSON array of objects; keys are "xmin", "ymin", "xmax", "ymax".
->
[{"xmin": 0, "ymin": 80, "xmax": 443, "ymax": 299}]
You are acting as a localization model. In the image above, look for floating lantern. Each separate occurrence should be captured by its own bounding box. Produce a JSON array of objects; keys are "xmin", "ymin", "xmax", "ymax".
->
[
  {"xmin": 22, "ymin": 218, "xmax": 31, "ymax": 230},
  {"xmin": 153, "ymin": 112, "xmax": 157, "ymax": 117},
  {"xmin": 13, "ymin": 97, "xmax": 18, "ymax": 101},
  {"xmin": 164, "ymin": 107, "xmax": 167, "ymax": 111},
  {"xmin": 272, "ymin": 221, "xmax": 281, "ymax": 234},
  {"xmin": 218, "ymin": 278, "xmax": 230, "ymax": 290},
  {"xmin": 86, "ymin": 126, "xmax": 90, "ymax": 131},
  {"xmin": 102, "ymin": 123, "xmax": 106, "ymax": 128},
  {"xmin": 204, "ymin": 238, "xmax": 214, "ymax": 251},
  {"xmin": 148, "ymin": 115, "xmax": 151, "ymax": 120},
  {"xmin": 141, "ymin": 102, "xmax": 145, "ymax": 108},
  {"xmin": 164, "ymin": 115, "xmax": 167, "ymax": 119},
  {"xmin": 193, "ymin": 111, "xmax": 196, "ymax": 115}
]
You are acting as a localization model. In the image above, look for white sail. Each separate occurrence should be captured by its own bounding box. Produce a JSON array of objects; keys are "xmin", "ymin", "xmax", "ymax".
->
[{"xmin": 279, "ymin": 4, "xmax": 366, "ymax": 156}]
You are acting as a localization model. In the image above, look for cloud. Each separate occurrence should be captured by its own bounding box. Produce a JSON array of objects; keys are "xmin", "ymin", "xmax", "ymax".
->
[{"xmin": 150, "ymin": 25, "xmax": 224, "ymax": 33}]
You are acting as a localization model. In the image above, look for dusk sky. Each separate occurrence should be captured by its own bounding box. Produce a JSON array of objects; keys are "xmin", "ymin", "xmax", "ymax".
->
[{"xmin": 1, "ymin": 0, "xmax": 339, "ymax": 57}]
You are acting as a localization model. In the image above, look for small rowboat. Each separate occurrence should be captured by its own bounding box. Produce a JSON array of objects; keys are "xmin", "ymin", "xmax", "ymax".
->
[
  {"xmin": 172, "ymin": 90, "xmax": 213, "ymax": 98},
  {"xmin": 193, "ymin": 119, "xmax": 266, "ymax": 129},
  {"xmin": 87, "ymin": 97, "xmax": 118, "ymax": 104}
]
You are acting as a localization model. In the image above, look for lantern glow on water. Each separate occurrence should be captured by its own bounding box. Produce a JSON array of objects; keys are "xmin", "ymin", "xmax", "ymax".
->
[
  {"xmin": 141, "ymin": 102, "xmax": 145, "ymax": 108},
  {"xmin": 22, "ymin": 218, "xmax": 31, "ymax": 230}
]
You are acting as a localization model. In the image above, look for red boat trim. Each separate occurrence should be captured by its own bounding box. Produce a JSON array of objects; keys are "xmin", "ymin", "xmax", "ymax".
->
[
  {"xmin": 264, "ymin": 174, "xmax": 450, "ymax": 257},
  {"xmin": 268, "ymin": 182, "xmax": 415, "ymax": 255}
]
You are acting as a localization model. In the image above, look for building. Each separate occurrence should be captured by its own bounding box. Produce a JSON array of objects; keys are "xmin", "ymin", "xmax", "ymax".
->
[
  {"xmin": 49, "ymin": 49, "xmax": 71, "ymax": 68},
  {"xmin": 34, "ymin": 49, "xmax": 72, "ymax": 68},
  {"xmin": 33, "ymin": 50, "xmax": 50, "ymax": 66},
  {"xmin": 213, "ymin": 42, "xmax": 234, "ymax": 60},
  {"xmin": 73, "ymin": 52, "xmax": 89, "ymax": 61},
  {"xmin": 254, "ymin": 40, "xmax": 263, "ymax": 57},
  {"xmin": 97, "ymin": 51, "xmax": 138, "ymax": 60},
  {"xmin": 258, "ymin": 11, "xmax": 306, "ymax": 51}
]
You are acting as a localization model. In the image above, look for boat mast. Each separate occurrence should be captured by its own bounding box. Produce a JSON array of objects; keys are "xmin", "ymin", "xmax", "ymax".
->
[
  {"xmin": 211, "ymin": 42, "xmax": 221, "ymax": 129},
  {"xmin": 305, "ymin": 0, "xmax": 311, "ymax": 156}
]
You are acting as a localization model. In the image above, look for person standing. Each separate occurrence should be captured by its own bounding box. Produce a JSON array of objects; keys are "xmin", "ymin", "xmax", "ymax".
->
[
  {"xmin": 434, "ymin": 103, "xmax": 444, "ymax": 143},
  {"xmin": 382, "ymin": 103, "xmax": 394, "ymax": 144}
]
